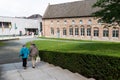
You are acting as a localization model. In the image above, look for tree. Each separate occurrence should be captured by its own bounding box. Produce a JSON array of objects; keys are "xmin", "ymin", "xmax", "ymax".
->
[{"xmin": 92, "ymin": 0, "xmax": 120, "ymax": 26}]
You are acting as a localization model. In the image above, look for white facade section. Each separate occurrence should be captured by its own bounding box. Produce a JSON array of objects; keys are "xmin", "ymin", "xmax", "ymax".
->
[{"xmin": 0, "ymin": 16, "xmax": 42, "ymax": 36}]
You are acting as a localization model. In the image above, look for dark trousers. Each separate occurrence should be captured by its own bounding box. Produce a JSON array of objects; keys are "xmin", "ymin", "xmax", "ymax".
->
[{"xmin": 22, "ymin": 58, "xmax": 27, "ymax": 67}]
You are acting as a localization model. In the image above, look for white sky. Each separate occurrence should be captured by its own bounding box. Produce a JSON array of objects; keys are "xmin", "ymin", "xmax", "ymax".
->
[{"xmin": 0, "ymin": 0, "xmax": 81, "ymax": 17}]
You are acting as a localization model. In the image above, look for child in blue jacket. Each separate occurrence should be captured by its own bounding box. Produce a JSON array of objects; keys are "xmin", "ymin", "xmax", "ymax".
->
[{"xmin": 20, "ymin": 44, "xmax": 30, "ymax": 69}]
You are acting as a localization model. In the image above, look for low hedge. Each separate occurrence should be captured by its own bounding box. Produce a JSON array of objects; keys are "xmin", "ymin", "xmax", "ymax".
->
[{"xmin": 39, "ymin": 50, "xmax": 120, "ymax": 80}]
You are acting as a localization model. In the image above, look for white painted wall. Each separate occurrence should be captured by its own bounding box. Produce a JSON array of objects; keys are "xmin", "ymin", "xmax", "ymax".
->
[{"xmin": 0, "ymin": 16, "xmax": 42, "ymax": 36}]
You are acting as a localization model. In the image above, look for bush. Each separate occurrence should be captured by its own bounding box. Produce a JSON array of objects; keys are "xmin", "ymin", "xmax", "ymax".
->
[{"xmin": 39, "ymin": 50, "xmax": 120, "ymax": 80}]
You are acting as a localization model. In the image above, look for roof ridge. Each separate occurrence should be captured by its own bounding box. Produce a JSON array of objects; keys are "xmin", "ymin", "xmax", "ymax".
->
[{"xmin": 49, "ymin": 0, "xmax": 84, "ymax": 6}]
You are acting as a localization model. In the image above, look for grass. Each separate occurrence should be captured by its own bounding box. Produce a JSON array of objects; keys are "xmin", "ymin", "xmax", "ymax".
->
[{"xmin": 27, "ymin": 38, "xmax": 120, "ymax": 57}]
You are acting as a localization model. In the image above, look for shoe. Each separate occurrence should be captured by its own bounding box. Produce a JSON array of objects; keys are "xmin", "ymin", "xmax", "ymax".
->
[
  {"xmin": 32, "ymin": 66, "xmax": 35, "ymax": 68},
  {"xmin": 24, "ymin": 67, "xmax": 27, "ymax": 69}
]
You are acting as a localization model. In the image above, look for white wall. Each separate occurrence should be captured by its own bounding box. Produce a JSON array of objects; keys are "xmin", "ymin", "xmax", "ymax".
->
[{"xmin": 0, "ymin": 16, "xmax": 42, "ymax": 36}]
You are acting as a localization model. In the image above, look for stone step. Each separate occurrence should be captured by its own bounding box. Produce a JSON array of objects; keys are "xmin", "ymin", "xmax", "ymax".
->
[
  {"xmin": 75, "ymin": 73, "xmax": 88, "ymax": 80},
  {"xmin": 37, "ymin": 62, "xmax": 55, "ymax": 69},
  {"xmin": 88, "ymin": 78, "xmax": 96, "ymax": 80},
  {"xmin": 63, "ymin": 69, "xmax": 88, "ymax": 80},
  {"xmin": 0, "ymin": 61, "xmax": 95, "ymax": 80},
  {"xmin": 42, "ymin": 66, "xmax": 88, "ymax": 80}
]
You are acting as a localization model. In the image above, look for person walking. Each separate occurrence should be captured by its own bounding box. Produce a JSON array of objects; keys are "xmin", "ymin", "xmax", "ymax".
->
[
  {"xmin": 29, "ymin": 43, "xmax": 39, "ymax": 68},
  {"xmin": 19, "ymin": 44, "xmax": 30, "ymax": 69}
]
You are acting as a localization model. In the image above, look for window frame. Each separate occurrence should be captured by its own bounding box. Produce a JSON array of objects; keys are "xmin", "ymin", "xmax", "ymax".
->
[
  {"xmin": 69, "ymin": 27, "xmax": 73, "ymax": 35},
  {"xmin": 80, "ymin": 26, "xmax": 85, "ymax": 36},
  {"xmin": 94, "ymin": 28, "xmax": 99, "ymax": 37},
  {"xmin": 51, "ymin": 27, "xmax": 54, "ymax": 35},
  {"xmin": 75, "ymin": 27, "xmax": 79, "ymax": 35},
  {"xmin": 112, "ymin": 28, "xmax": 119, "ymax": 37}
]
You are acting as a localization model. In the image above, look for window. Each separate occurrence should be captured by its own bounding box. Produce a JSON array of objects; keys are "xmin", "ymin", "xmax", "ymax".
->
[
  {"xmin": 80, "ymin": 20, "xmax": 83, "ymax": 24},
  {"xmin": 87, "ymin": 27, "xmax": 91, "ymax": 36},
  {"xmin": 72, "ymin": 20, "xmax": 75, "ymax": 25},
  {"xmin": 69, "ymin": 27, "xmax": 73, "ymax": 35},
  {"xmin": 51, "ymin": 21, "xmax": 53, "ymax": 24},
  {"xmin": 88, "ymin": 19, "xmax": 92, "ymax": 24},
  {"xmin": 64, "ymin": 20, "xmax": 67, "ymax": 24},
  {"xmin": 97, "ymin": 20, "xmax": 102, "ymax": 25},
  {"xmin": 57, "ymin": 20, "xmax": 59, "ymax": 24},
  {"xmin": 40, "ymin": 22, "xmax": 42, "ymax": 32},
  {"xmin": 57, "ymin": 28, "xmax": 60, "ymax": 33},
  {"xmin": 63, "ymin": 28, "xmax": 67, "ymax": 35},
  {"xmin": 51, "ymin": 27, "xmax": 54, "ymax": 35},
  {"xmin": 103, "ymin": 28, "xmax": 109, "ymax": 37},
  {"xmin": 112, "ymin": 28, "xmax": 119, "ymax": 37},
  {"xmin": 81, "ymin": 26, "xmax": 85, "ymax": 36},
  {"xmin": 75, "ymin": 27, "xmax": 79, "ymax": 35},
  {"xmin": 94, "ymin": 28, "xmax": 99, "ymax": 37},
  {"xmin": 0, "ymin": 22, "xmax": 2, "ymax": 28},
  {"xmin": 4, "ymin": 22, "xmax": 9, "ymax": 28},
  {"xmin": 0, "ymin": 22, "xmax": 11, "ymax": 28}
]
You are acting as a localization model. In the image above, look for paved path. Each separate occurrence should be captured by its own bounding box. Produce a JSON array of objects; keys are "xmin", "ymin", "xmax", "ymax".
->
[
  {"xmin": 0, "ymin": 37, "xmax": 39, "ymax": 64},
  {"xmin": 0, "ymin": 61, "xmax": 94, "ymax": 80}
]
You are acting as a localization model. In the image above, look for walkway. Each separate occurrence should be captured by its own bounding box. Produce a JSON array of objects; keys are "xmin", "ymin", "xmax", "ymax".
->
[
  {"xmin": 0, "ymin": 61, "xmax": 95, "ymax": 80},
  {"xmin": 0, "ymin": 36, "xmax": 95, "ymax": 80}
]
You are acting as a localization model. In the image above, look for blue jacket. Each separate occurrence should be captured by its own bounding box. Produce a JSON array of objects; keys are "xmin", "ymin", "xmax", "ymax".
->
[{"xmin": 20, "ymin": 47, "xmax": 30, "ymax": 58}]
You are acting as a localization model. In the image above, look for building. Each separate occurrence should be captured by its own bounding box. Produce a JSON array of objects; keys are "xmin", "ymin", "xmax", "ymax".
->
[
  {"xmin": 0, "ymin": 14, "xmax": 42, "ymax": 36},
  {"xmin": 42, "ymin": 0, "xmax": 120, "ymax": 41}
]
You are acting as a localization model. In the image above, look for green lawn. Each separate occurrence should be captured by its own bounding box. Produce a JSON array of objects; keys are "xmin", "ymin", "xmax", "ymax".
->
[{"xmin": 28, "ymin": 39, "xmax": 120, "ymax": 57}]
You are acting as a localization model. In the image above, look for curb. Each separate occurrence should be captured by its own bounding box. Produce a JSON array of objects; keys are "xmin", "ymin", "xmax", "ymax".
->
[{"xmin": 0, "ymin": 38, "xmax": 19, "ymax": 41}]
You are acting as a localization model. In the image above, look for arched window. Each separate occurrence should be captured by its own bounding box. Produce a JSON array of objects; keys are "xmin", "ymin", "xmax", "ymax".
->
[
  {"xmin": 72, "ymin": 20, "xmax": 75, "ymax": 25},
  {"xmin": 75, "ymin": 27, "xmax": 79, "ymax": 35},
  {"xmin": 79, "ymin": 20, "xmax": 83, "ymax": 24},
  {"xmin": 64, "ymin": 20, "xmax": 67, "ymax": 24},
  {"xmin": 94, "ymin": 27, "xmax": 99, "ymax": 37},
  {"xmin": 51, "ymin": 21, "xmax": 53, "ymax": 24},
  {"xmin": 97, "ymin": 19, "xmax": 102, "ymax": 25},
  {"xmin": 57, "ymin": 20, "xmax": 59, "ymax": 24},
  {"xmin": 88, "ymin": 19, "xmax": 92, "ymax": 24},
  {"xmin": 87, "ymin": 26, "xmax": 91, "ymax": 36},
  {"xmin": 112, "ymin": 28, "xmax": 119, "ymax": 37},
  {"xmin": 80, "ymin": 26, "xmax": 85, "ymax": 36},
  {"xmin": 103, "ymin": 27, "xmax": 109, "ymax": 37},
  {"xmin": 69, "ymin": 27, "xmax": 73, "ymax": 35},
  {"xmin": 51, "ymin": 27, "xmax": 54, "ymax": 35},
  {"xmin": 63, "ymin": 28, "xmax": 67, "ymax": 35}
]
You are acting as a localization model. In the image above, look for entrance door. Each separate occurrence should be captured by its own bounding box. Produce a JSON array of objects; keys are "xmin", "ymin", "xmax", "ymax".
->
[
  {"xmin": 19, "ymin": 31, "xmax": 22, "ymax": 36},
  {"xmin": 57, "ymin": 28, "xmax": 60, "ymax": 38}
]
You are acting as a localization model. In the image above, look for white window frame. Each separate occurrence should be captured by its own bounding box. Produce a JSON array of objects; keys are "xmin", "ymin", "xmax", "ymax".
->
[
  {"xmin": 81, "ymin": 26, "xmax": 85, "ymax": 36},
  {"xmin": 75, "ymin": 27, "xmax": 79, "ymax": 35}
]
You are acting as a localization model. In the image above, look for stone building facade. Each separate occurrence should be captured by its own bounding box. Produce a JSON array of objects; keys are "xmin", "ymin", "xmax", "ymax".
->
[{"xmin": 42, "ymin": 0, "xmax": 120, "ymax": 41}]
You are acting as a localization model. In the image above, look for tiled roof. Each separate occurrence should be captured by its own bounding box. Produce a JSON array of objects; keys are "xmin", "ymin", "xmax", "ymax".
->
[
  {"xmin": 27, "ymin": 14, "xmax": 42, "ymax": 19},
  {"xmin": 43, "ymin": 0, "xmax": 99, "ymax": 19}
]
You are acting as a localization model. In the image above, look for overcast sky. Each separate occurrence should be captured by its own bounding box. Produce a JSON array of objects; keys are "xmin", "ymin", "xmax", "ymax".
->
[{"xmin": 0, "ymin": 0, "xmax": 81, "ymax": 17}]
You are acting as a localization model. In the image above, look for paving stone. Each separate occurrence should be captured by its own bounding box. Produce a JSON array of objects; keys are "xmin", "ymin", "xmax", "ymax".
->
[
  {"xmin": 0, "ymin": 63, "xmax": 16, "ymax": 72},
  {"xmin": 1, "ymin": 70, "xmax": 22, "ymax": 80},
  {"xmin": 0, "ymin": 61, "xmax": 95, "ymax": 80}
]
